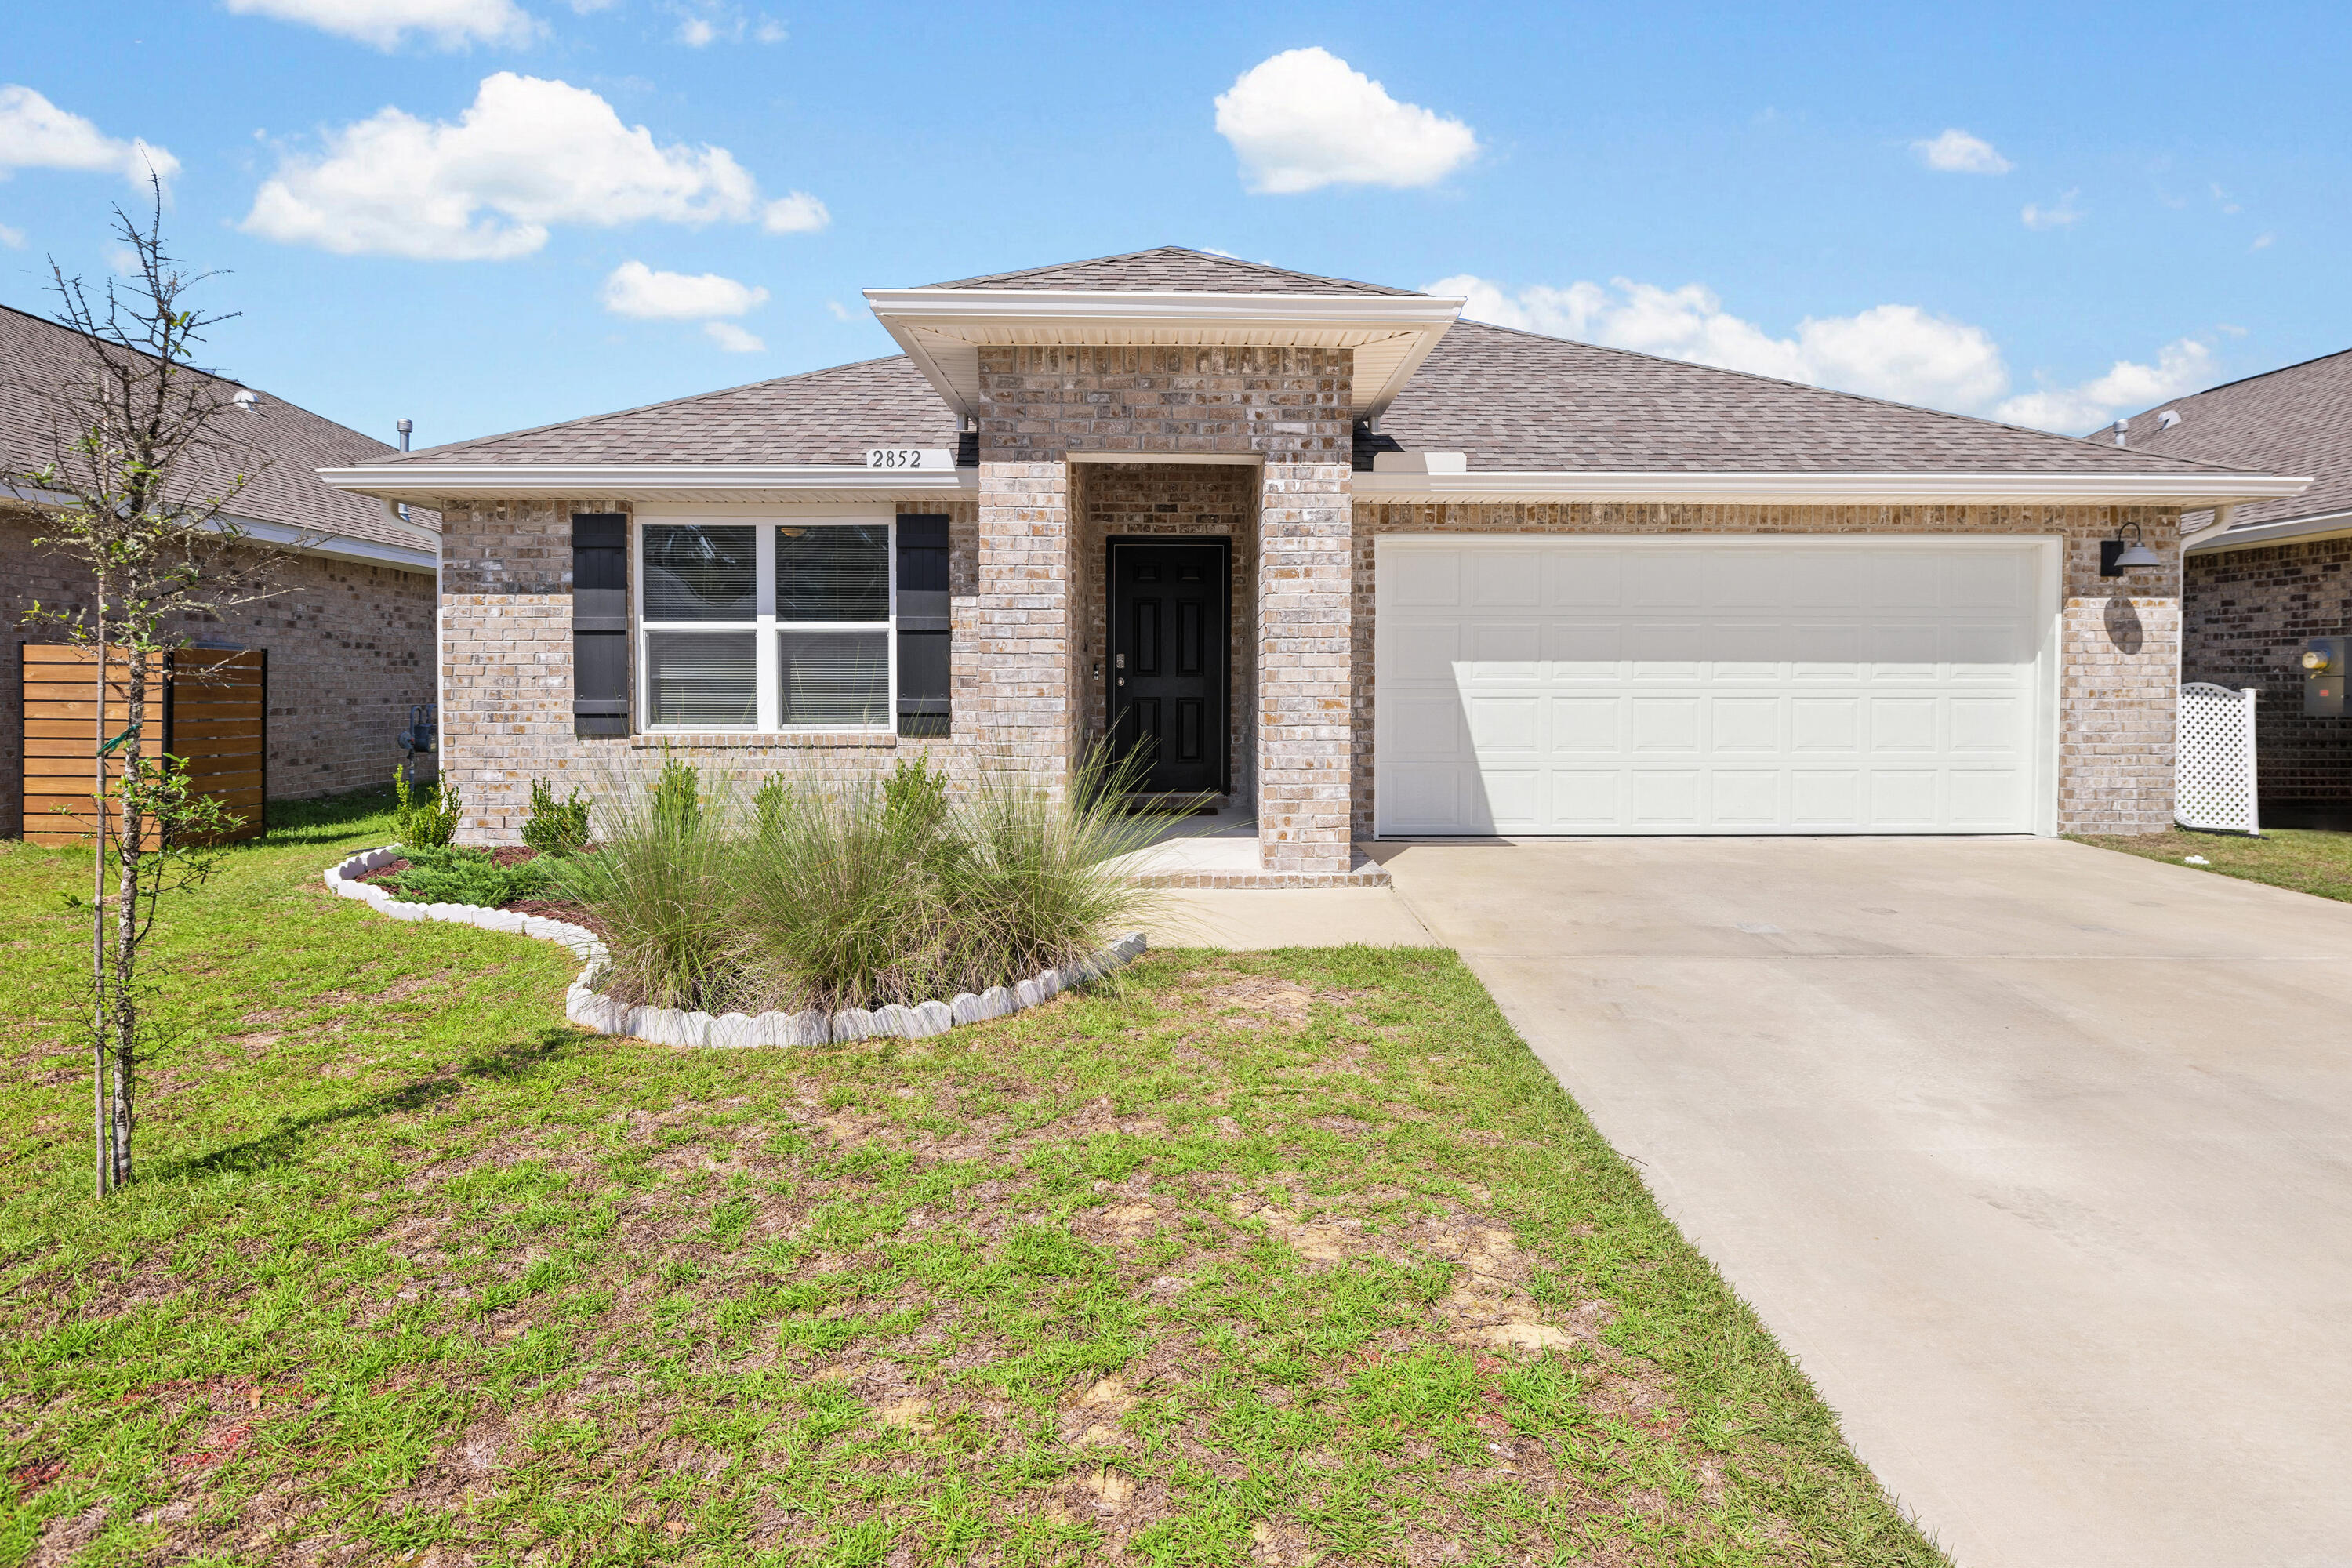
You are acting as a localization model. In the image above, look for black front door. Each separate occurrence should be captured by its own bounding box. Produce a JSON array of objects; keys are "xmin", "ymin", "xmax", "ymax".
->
[{"xmin": 1106, "ymin": 539, "xmax": 1228, "ymax": 796}]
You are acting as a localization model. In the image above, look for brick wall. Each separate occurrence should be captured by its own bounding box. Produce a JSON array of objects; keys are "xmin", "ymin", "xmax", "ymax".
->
[
  {"xmin": 2183, "ymin": 535, "xmax": 2352, "ymax": 805},
  {"xmin": 972, "ymin": 345, "xmax": 1353, "ymax": 864},
  {"xmin": 1350, "ymin": 502, "xmax": 2183, "ymax": 837},
  {"xmin": 434, "ymin": 496, "xmax": 974, "ymax": 845},
  {"xmin": 2, "ymin": 506, "xmax": 435, "ymax": 833},
  {"xmin": 1071, "ymin": 462, "xmax": 1258, "ymax": 800}
]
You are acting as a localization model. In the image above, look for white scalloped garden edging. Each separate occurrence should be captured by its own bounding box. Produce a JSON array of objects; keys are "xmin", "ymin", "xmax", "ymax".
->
[{"xmin": 322, "ymin": 845, "xmax": 1146, "ymax": 1047}]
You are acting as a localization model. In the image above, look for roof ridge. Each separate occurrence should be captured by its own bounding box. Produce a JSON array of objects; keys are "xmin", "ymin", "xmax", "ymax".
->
[
  {"xmin": 1441, "ymin": 317, "xmax": 2249, "ymax": 477},
  {"xmin": 926, "ymin": 245, "xmax": 1421, "ymax": 296},
  {"xmin": 397, "ymin": 352, "xmax": 932, "ymax": 462},
  {"xmin": 2135, "ymin": 345, "xmax": 2352, "ymax": 410}
]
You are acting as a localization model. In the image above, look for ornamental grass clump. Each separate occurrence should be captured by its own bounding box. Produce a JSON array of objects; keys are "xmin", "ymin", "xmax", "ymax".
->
[
  {"xmin": 554, "ymin": 758, "xmax": 742, "ymax": 1011},
  {"xmin": 561, "ymin": 752, "xmax": 1161, "ymax": 1017}
]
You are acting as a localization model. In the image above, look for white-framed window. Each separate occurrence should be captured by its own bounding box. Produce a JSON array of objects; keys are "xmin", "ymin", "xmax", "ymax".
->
[{"xmin": 636, "ymin": 517, "xmax": 895, "ymax": 732}]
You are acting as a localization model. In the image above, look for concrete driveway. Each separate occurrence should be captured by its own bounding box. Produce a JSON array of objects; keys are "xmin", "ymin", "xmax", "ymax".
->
[{"xmin": 1377, "ymin": 837, "xmax": 2352, "ymax": 1568}]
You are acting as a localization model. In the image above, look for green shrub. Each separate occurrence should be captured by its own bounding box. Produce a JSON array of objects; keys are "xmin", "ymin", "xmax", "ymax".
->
[
  {"xmin": 651, "ymin": 754, "xmax": 700, "ymax": 836},
  {"xmin": 392, "ymin": 768, "xmax": 463, "ymax": 849},
  {"xmin": 521, "ymin": 777, "xmax": 592, "ymax": 855},
  {"xmin": 379, "ymin": 845, "xmax": 557, "ymax": 907}
]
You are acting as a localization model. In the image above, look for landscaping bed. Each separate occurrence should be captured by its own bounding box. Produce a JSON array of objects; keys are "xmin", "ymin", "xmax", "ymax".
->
[
  {"xmin": 2071, "ymin": 826, "xmax": 2352, "ymax": 904},
  {"xmin": 0, "ymin": 789, "xmax": 1944, "ymax": 1566}
]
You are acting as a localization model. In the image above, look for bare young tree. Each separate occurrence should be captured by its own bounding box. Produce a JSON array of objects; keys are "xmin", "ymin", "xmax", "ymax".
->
[{"xmin": 10, "ymin": 183, "xmax": 293, "ymax": 1195}]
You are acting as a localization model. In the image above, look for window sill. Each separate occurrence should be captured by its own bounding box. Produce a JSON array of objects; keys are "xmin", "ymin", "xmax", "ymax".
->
[{"xmin": 628, "ymin": 730, "xmax": 900, "ymax": 750}]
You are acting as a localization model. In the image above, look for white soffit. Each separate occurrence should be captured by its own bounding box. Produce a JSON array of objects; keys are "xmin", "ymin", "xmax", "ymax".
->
[
  {"xmin": 314, "ymin": 464, "xmax": 978, "ymax": 508},
  {"xmin": 1353, "ymin": 470, "xmax": 2314, "ymax": 506},
  {"xmin": 2186, "ymin": 506, "xmax": 2352, "ymax": 554},
  {"xmin": 862, "ymin": 288, "xmax": 1465, "ymax": 423}
]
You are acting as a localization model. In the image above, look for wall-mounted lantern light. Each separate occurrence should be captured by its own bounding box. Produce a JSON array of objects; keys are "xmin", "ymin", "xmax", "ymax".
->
[{"xmin": 2100, "ymin": 521, "xmax": 2161, "ymax": 577}]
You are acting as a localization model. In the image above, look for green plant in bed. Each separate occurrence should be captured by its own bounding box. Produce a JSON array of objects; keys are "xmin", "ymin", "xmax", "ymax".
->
[{"xmin": 378, "ymin": 844, "xmax": 557, "ymax": 908}]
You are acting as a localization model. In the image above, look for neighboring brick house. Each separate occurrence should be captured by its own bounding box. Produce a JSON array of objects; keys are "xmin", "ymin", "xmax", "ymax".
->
[
  {"xmin": 321, "ymin": 249, "xmax": 2303, "ymax": 874},
  {"xmin": 2111, "ymin": 352, "xmax": 2350, "ymax": 825},
  {"xmin": 2, "ymin": 303, "xmax": 439, "ymax": 832}
]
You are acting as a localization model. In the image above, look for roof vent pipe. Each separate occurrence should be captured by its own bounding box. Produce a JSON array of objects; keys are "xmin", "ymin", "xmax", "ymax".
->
[
  {"xmin": 232, "ymin": 389, "xmax": 259, "ymax": 414},
  {"xmin": 396, "ymin": 418, "xmax": 413, "ymax": 452},
  {"xmin": 2157, "ymin": 409, "xmax": 2184, "ymax": 430},
  {"xmin": 2111, "ymin": 419, "xmax": 2129, "ymax": 448}
]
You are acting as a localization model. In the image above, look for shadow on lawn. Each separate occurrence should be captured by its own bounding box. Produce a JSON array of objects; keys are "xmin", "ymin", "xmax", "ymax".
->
[
  {"xmin": 260, "ymin": 783, "xmax": 401, "ymax": 848},
  {"xmin": 158, "ymin": 1026, "xmax": 584, "ymax": 1180}
]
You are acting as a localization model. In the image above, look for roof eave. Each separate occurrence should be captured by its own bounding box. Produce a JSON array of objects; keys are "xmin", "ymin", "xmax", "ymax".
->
[
  {"xmin": 317, "ymin": 463, "xmax": 979, "ymax": 507},
  {"xmin": 5, "ymin": 481, "xmax": 437, "ymax": 572},
  {"xmin": 2185, "ymin": 506, "xmax": 2352, "ymax": 554},
  {"xmin": 862, "ymin": 288, "xmax": 1465, "ymax": 423},
  {"xmin": 1354, "ymin": 470, "xmax": 2314, "ymax": 506}
]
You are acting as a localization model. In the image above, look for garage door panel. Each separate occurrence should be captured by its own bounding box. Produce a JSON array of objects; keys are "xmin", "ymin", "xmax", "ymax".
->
[
  {"xmin": 1869, "ymin": 697, "xmax": 1940, "ymax": 753},
  {"xmin": 1546, "ymin": 550, "xmax": 1622, "ymax": 606},
  {"xmin": 1377, "ymin": 539, "xmax": 2049, "ymax": 836},
  {"xmin": 1466, "ymin": 621, "xmax": 1541, "ymax": 673},
  {"xmin": 1471, "ymin": 551, "xmax": 1544, "ymax": 608},
  {"xmin": 1629, "ymin": 770, "xmax": 1704, "ymax": 826},
  {"xmin": 1630, "ymin": 552, "xmax": 1704, "ymax": 607},
  {"xmin": 1468, "ymin": 696, "xmax": 1541, "ymax": 753},
  {"xmin": 1710, "ymin": 697, "xmax": 1780, "ymax": 752},
  {"xmin": 1550, "ymin": 697, "xmax": 1621, "ymax": 752},
  {"xmin": 1710, "ymin": 769, "xmax": 1782, "ymax": 825},
  {"xmin": 1630, "ymin": 698, "xmax": 1703, "ymax": 753},
  {"xmin": 1870, "ymin": 769, "xmax": 1940, "ymax": 826}
]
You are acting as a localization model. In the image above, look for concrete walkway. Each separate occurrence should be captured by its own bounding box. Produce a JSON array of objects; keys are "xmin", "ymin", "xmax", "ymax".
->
[{"xmin": 1373, "ymin": 836, "xmax": 2352, "ymax": 1568}]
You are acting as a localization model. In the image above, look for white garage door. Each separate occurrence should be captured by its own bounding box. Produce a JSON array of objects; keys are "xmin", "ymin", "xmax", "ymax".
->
[{"xmin": 1374, "ymin": 536, "xmax": 2056, "ymax": 836}]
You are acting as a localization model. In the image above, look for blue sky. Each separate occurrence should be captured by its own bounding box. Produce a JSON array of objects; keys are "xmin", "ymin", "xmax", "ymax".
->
[{"xmin": 2, "ymin": 1, "xmax": 2343, "ymax": 452}]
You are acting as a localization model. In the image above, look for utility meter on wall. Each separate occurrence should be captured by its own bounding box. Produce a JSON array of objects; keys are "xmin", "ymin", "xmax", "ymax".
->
[{"xmin": 2303, "ymin": 637, "xmax": 2350, "ymax": 716}]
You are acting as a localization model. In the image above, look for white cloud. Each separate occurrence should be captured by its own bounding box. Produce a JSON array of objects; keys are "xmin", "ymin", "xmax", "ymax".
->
[
  {"xmin": 1912, "ymin": 128, "xmax": 2012, "ymax": 174},
  {"xmin": 1214, "ymin": 47, "xmax": 1476, "ymax": 194},
  {"xmin": 670, "ymin": 1, "xmax": 785, "ymax": 45},
  {"xmin": 1994, "ymin": 339, "xmax": 2213, "ymax": 431},
  {"xmin": 703, "ymin": 321, "xmax": 764, "ymax": 352},
  {"xmin": 600, "ymin": 260, "xmax": 766, "ymax": 319},
  {"xmin": 2251, "ymin": 232, "xmax": 2274, "ymax": 252},
  {"xmin": 0, "ymin": 85, "xmax": 180, "ymax": 186},
  {"xmin": 2020, "ymin": 189, "xmax": 2082, "ymax": 230},
  {"xmin": 242, "ymin": 73, "xmax": 826, "ymax": 259},
  {"xmin": 0, "ymin": 222, "xmax": 24, "ymax": 249},
  {"xmin": 220, "ymin": 0, "xmax": 538, "ymax": 49},
  {"xmin": 1430, "ymin": 273, "xmax": 2009, "ymax": 414},
  {"xmin": 824, "ymin": 299, "xmax": 852, "ymax": 321},
  {"xmin": 761, "ymin": 191, "xmax": 828, "ymax": 233}
]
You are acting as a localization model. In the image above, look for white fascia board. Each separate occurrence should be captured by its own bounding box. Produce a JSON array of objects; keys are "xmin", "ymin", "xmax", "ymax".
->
[
  {"xmin": 2186, "ymin": 506, "xmax": 2352, "ymax": 554},
  {"xmin": 862, "ymin": 288, "xmax": 1465, "ymax": 422},
  {"xmin": 1352, "ymin": 470, "xmax": 2315, "ymax": 506},
  {"xmin": 4, "ymin": 481, "xmax": 437, "ymax": 572},
  {"xmin": 315, "ymin": 463, "xmax": 978, "ymax": 506}
]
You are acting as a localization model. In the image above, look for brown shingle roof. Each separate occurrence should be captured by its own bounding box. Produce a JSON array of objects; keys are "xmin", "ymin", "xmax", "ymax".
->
[
  {"xmin": 2113, "ymin": 350, "xmax": 2352, "ymax": 527},
  {"xmin": 1367, "ymin": 319, "xmax": 2238, "ymax": 475},
  {"xmin": 927, "ymin": 245, "xmax": 1421, "ymax": 297},
  {"xmin": 380, "ymin": 260, "xmax": 2259, "ymax": 482},
  {"xmin": 394, "ymin": 354, "xmax": 960, "ymax": 465},
  {"xmin": 0, "ymin": 303, "xmax": 434, "ymax": 552}
]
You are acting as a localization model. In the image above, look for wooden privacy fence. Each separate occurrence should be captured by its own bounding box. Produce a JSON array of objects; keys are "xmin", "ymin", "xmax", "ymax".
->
[{"xmin": 20, "ymin": 644, "xmax": 267, "ymax": 845}]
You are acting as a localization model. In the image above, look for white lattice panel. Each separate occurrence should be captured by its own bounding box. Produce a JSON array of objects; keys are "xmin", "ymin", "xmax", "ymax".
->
[{"xmin": 2176, "ymin": 682, "xmax": 2259, "ymax": 834}]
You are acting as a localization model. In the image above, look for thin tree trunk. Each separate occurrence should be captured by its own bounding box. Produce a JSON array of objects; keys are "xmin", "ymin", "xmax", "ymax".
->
[
  {"xmin": 92, "ymin": 602, "xmax": 111, "ymax": 1199},
  {"xmin": 111, "ymin": 653, "xmax": 145, "ymax": 1189}
]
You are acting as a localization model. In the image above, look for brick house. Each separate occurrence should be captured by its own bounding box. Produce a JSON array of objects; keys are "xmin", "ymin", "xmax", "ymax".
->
[
  {"xmin": 2, "ymin": 303, "xmax": 440, "ymax": 833},
  {"xmin": 2111, "ymin": 352, "xmax": 2349, "ymax": 825},
  {"xmin": 319, "ymin": 249, "xmax": 2301, "ymax": 874}
]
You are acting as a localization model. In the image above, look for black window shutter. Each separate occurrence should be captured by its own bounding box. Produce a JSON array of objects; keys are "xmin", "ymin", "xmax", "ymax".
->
[
  {"xmin": 895, "ymin": 514, "xmax": 950, "ymax": 737},
  {"xmin": 572, "ymin": 513, "xmax": 630, "ymax": 737}
]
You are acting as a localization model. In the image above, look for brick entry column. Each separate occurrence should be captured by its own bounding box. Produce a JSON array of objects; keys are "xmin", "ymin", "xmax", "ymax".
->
[
  {"xmin": 1258, "ymin": 461, "xmax": 1354, "ymax": 873},
  {"xmin": 971, "ymin": 460, "xmax": 1074, "ymax": 791}
]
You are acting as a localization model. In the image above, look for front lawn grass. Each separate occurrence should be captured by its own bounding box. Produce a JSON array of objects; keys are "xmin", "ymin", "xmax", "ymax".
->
[
  {"xmin": 2071, "ymin": 825, "xmax": 2352, "ymax": 903},
  {"xmin": 0, "ymin": 792, "xmax": 1943, "ymax": 1566}
]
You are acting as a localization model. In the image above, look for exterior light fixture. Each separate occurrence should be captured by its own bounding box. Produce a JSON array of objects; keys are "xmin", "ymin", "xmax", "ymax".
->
[{"xmin": 2100, "ymin": 521, "xmax": 2161, "ymax": 576}]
